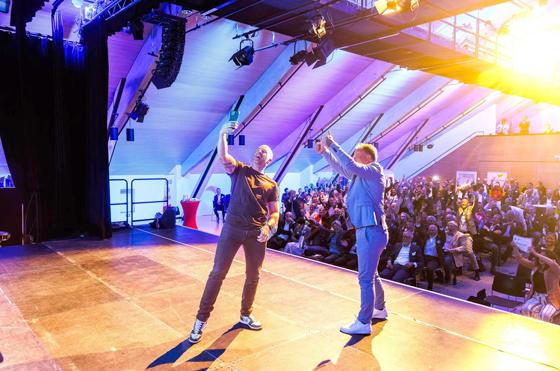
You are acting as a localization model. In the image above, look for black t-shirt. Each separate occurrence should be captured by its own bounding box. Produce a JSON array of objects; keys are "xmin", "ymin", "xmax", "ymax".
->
[{"xmin": 226, "ymin": 162, "xmax": 278, "ymax": 230}]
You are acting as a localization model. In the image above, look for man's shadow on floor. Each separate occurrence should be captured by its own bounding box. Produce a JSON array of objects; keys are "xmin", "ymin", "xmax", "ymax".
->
[
  {"xmin": 314, "ymin": 320, "xmax": 386, "ymax": 371},
  {"xmin": 147, "ymin": 323, "xmax": 246, "ymax": 370}
]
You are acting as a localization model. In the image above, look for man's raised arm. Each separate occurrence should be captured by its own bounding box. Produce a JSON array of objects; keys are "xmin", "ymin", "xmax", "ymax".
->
[{"xmin": 218, "ymin": 123, "xmax": 238, "ymax": 174}]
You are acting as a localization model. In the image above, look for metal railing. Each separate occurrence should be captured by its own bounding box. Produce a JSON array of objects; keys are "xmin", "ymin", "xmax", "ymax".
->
[
  {"xmin": 109, "ymin": 178, "xmax": 129, "ymax": 225},
  {"xmin": 130, "ymin": 178, "xmax": 169, "ymax": 226},
  {"xmin": 407, "ymin": 13, "xmax": 514, "ymax": 67}
]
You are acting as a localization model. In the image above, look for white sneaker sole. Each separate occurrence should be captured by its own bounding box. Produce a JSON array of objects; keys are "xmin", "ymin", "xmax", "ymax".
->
[
  {"xmin": 239, "ymin": 321, "xmax": 262, "ymax": 331},
  {"xmin": 339, "ymin": 328, "xmax": 371, "ymax": 336},
  {"xmin": 188, "ymin": 336, "xmax": 202, "ymax": 344}
]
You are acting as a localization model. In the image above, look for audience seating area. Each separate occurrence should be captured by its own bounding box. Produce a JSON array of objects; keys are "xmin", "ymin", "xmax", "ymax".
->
[{"xmin": 270, "ymin": 175, "xmax": 560, "ymax": 325}]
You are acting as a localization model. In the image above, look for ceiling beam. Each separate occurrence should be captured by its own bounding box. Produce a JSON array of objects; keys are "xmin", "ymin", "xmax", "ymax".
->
[
  {"xmin": 392, "ymin": 102, "xmax": 498, "ymax": 179},
  {"xmin": 267, "ymin": 59, "xmax": 393, "ymax": 170},
  {"xmin": 180, "ymin": 43, "xmax": 304, "ymax": 176},
  {"xmin": 107, "ymin": 25, "xmax": 163, "ymax": 163},
  {"xmin": 274, "ymin": 105, "xmax": 323, "ymax": 185},
  {"xmin": 313, "ymin": 74, "xmax": 450, "ymax": 173}
]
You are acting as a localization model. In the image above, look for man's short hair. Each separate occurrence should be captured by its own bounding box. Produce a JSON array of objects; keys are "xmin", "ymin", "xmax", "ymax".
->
[{"xmin": 356, "ymin": 143, "xmax": 377, "ymax": 162}]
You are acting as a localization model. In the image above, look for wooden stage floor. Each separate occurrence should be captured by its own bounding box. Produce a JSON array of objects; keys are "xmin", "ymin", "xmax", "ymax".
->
[{"xmin": 0, "ymin": 226, "xmax": 558, "ymax": 370}]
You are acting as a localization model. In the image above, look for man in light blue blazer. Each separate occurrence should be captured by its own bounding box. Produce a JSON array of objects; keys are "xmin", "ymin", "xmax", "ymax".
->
[{"xmin": 316, "ymin": 133, "xmax": 389, "ymax": 335}]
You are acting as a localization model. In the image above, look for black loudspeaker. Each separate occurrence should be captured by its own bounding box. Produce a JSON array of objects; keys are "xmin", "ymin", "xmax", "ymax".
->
[
  {"xmin": 227, "ymin": 135, "xmax": 235, "ymax": 146},
  {"xmin": 239, "ymin": 135, "xmax": 245, "ymax": 146},
  {"xmin": 153, "ymin": 19, "xmax": 186, "ymax": 89},
  {"xmin": 126, "ymin": 128, "xmax": 135, "ymax": 142}
]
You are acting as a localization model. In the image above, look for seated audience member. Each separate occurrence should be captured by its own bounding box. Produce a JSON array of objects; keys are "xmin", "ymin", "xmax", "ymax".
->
[
  {"xmin": 381, "ymin": 230, "xmax": 424, "ymax": 283},
  {"xmin": 323, "ymin": 221, "xmax": 356, "ymax": 266},
  {"xmin": 284, "ymin": 190, "xmax": 302, "ymax": 220},
  {"xmin": 213, "ymin": 188, "xmax": 226, "ymax": 222},
  {"xmin": 514, "ymin": 243, "xmax": 560, "ymax": 323},
  {"xmin": 443, "ymin": 221, "xmax": 480, "ymax": 281},
  {"xmin": 499, "ymin": 210, "xmax": 522, "ymax": 262},
  {"xmin": 422, "ymin": 224, "xmax": 445, "ymax": 290},
  {"xmin": 303, "ymin": 221, "xmax": 332, "ymax": 258},
  {"xmin": 283, "ymin": 219, "xmax": 309, "ymax": 256},
  {"xmin": 267, "ymin": 212, "xmax": 296, "ymax": 250},
  {"xmin": 478, "ymin": 214, "xmax": 504, "ymax": 274}
]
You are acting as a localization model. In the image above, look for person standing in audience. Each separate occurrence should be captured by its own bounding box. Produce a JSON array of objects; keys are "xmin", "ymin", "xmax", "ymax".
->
[
  {"xmin": 189, "ymin": 123, "xmax": 279, "ymax": 344},
  {"xmin": 514, "ymin": 243, "xmax": 560, "ymax": 323},
  {"xmin": 519, "ymin": 115, "xmax": 530, "ymax": 135},
  {"xmin": 519, "ymin": 182, "xmax": 540, "ymax": 209},
  {"xmin": 443, "ymin": 221, "xmax": 480, "ymax": 281},
  {"xmin": 316, "ymin": 132, "xmax": 388, "ymax": 336}
]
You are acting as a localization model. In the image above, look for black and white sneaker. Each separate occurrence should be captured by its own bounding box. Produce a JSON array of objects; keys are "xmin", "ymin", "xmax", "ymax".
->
[
  {"xmin": 239, "ymin": 315, "xmax": 262, "ymax": 330},
  {"xmin": 188, "ymin": 319, "xmax": 207, "ymax": 344}
]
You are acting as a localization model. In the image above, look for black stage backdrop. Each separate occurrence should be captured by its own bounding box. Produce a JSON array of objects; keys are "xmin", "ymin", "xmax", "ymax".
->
[{"xmin": 0, "ymin": 29, "xmax": 111, "ymax": 241}]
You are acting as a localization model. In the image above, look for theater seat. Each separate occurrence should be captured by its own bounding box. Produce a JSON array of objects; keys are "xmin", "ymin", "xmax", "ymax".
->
[{"xmin": 486, "ymin": 272, "xmax": 526, "ymax": 310}]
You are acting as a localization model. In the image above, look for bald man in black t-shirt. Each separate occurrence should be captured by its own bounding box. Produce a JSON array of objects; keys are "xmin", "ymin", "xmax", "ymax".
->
[{"xmin": 189, "ymin": 123, "xmax": 279, "ymax": 344}]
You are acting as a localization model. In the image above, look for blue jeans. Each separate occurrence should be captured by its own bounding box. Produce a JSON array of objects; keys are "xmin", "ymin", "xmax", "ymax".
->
[{"xmin": 356, "ymin": 226, "xmax": 388, "ymax": 324}]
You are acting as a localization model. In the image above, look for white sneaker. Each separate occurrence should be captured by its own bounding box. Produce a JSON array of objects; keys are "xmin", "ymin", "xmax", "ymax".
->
[
  {"xmin": 240, "ymin": 314, "xmax": 262, "ymax": 330},
  {"xmin": 372, "ymin": 307, "xmax": 388, "ymax": 321},
  {"xmin": 188, "ymin": 319, "xmax": 207, "ymax": 344},
  {"xmin": 340, "ymin": 319, "xmax": 371, "ymax": 335}
]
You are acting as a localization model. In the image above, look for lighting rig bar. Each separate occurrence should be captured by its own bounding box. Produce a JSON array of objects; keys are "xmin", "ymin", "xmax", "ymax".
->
[{"xmin": 81, "ymin": 0, "xmax": 144, "ymax": 30}]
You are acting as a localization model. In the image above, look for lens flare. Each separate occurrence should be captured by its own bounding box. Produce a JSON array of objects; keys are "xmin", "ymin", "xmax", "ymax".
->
[{"xmin": 498, "ymin": 8, "xmax": 560, "ymax": 82}]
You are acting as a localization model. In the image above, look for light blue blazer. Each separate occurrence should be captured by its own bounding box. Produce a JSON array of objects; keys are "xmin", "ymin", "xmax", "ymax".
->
[{"xmin": 322, "ymin": 141, "xmax": 386, "ymax": 229}]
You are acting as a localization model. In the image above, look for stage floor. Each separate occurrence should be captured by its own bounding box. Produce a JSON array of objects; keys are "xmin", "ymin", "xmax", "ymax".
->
[{"xmin": 0, "ymin": 227, "xmax": 558, "ymax": 370}]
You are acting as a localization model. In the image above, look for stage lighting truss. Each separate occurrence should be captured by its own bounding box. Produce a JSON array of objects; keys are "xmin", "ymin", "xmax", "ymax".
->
[{"xmin": 79, "ymin": 0, "xmax": 141, "ymax": 32}]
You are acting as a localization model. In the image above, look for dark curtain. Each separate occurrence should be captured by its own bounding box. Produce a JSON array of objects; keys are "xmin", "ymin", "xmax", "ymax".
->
[{"xmin": 0, "ymin": 29, "xmax": 111, "ymax": 241}]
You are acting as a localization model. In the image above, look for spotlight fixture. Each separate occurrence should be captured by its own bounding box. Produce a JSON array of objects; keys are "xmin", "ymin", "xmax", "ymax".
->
[
  {"xmin": 130, "ymin": 102, "xmax": 149, "ymax": 123},
  {"xmin": 374, "ymin": 0, "xmax": 420, "ymax": 14},
  {"xmin": 308, "ymin": 15, "xmax": 327, "ymax": 40},
  {"xmin": 229, "ymin": 38, "xmax": 255, "ymax": 67},
  {"xmin": 427, "ymin": 143, "xmax": 434, "ymax": 149},
  {"xmin": 306, "ymin": 36, "xmax": 336, "ymax": 69},
  {"xmin": 289, "ymin": 50, "xmax": 308, "ymax": 65}
]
